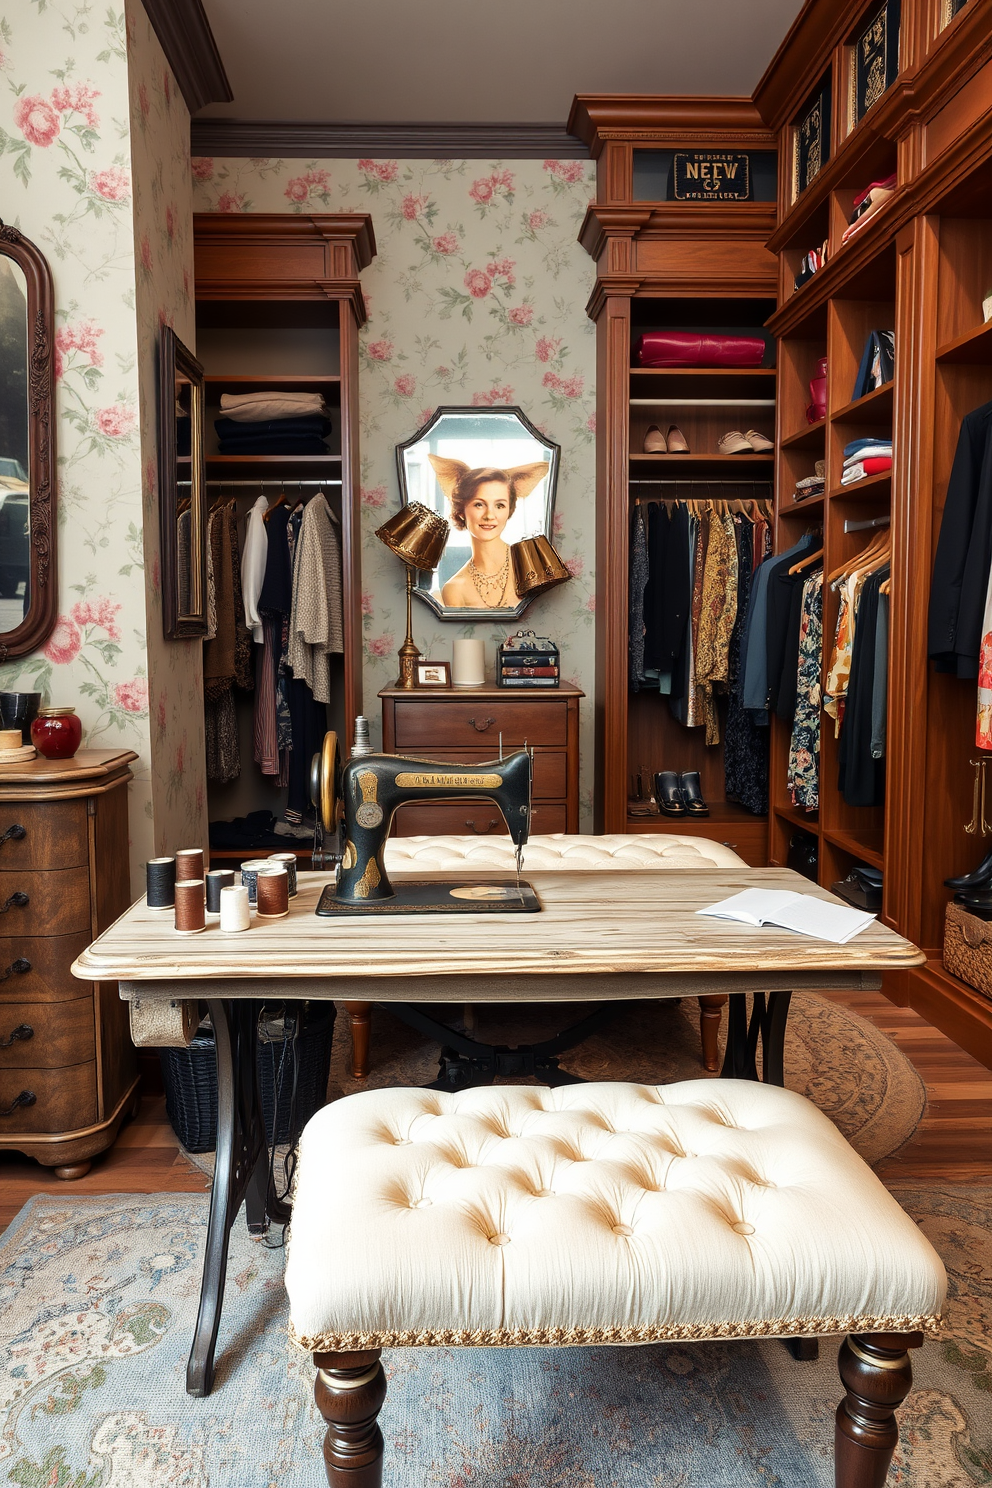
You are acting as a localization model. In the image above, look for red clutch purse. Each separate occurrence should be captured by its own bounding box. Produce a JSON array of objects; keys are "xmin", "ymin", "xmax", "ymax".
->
[{"xmin": 636, "ymin": 332, "xmax": 766, "ymax": 368}]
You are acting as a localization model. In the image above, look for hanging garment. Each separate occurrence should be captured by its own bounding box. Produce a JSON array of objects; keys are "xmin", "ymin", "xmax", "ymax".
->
[
  {"xmin": 928, "ymin": 398, "xmax": 992, "ymax": 677},
  {"xmin": 871, "ymin": 588, "xmax": 889, "ymax": 761},
  {"xmin": 241, "ymin": 495, "xmax": 269, "ymax": 643},
  {"xmin": 287, "ymin": 494, "xmax": 344, "ymax": 706},
  {"xmin": 254, "ymin": 616, "xmax": 282, "ymax": 776},
  {"xmin": 228, "ymin": 502, "xmax": 254, "ymax": 692},
  {"xmin": 205, "ymin": 508, "xmax": 218, "ymax": 642},
  {"xmin": 693, "ymin": 510, "xmax": 738, "ymax": 745},
  {"xmin": 675, "ymin": 513, "xmax": 709, "ymax": 728},
  {"xmin": 641, "ymin": 503, "xmax": 669, "ymax": 675},
  {"xmin": 740, "ymin": 534, "xmax": 816, "ymax": 722},
  {"xmin": 203, "ymin": 508, "xmax": 236, "ymax": 703},
  {"xmin": 205, "ymin": 690, "xmax": 240, "ymax": 784},
  {"xmin": 773, "ymin": 568, "xmax": 808, "ymax": 723},
  {"xmin": 788, "ymin": 570, "xmax": 823, "ymax": 811},
  {"xmin": 628, "ymin": 505, "xmax": 648, "ymax": 690},
  {"xmin": 724, "ymin": 519, "xmax": 769, "ymax": 815},
  {"xmin": 824, "ymin": 568, "xmax": 872, "ymax": 735},
  {"xmin": 838, "ymin": 566, "xmax": 888, "ymax": 807},
  {"xmin": 657, "ymin": 502, "xmax": 691, "ymax": 696},
  {"xmin": 286, "ymin": 678, "xmax": 328, "ymax": 824}
]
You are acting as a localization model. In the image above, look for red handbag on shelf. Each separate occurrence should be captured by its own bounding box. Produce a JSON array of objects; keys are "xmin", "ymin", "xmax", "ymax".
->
[
  {"xmin": 635, "ymin": 332, "xmax": 766, "ymax": 368},
  {"xmin": 806, "ymin": 357, "xmax": 828, "ymax": 423}
]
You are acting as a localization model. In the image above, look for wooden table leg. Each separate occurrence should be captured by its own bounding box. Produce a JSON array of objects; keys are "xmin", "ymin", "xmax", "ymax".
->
[
  {"xmin": 344, "ymin": 1001, "xmax": 372, "ymax": 1080},
  {"xmin": 835, "ymin": 1332, "xmax": 922, "ymax": 1487},
  {"xmin": 315, "ymin": 1349, "xmax": 386, "ymax": 1486},
  {"xmin": 186, "ymin": 999, "xmax": 267, "ymax": 1397},
  {"xmin": 697, "ymin": 994, "xmax": 727, "ymax": 1071}
]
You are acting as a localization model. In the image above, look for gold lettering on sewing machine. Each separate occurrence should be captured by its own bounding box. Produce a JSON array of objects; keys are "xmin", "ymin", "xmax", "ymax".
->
[{"xmin": 395, "ymin": 772, "xmax": 503, "ymax": 790}]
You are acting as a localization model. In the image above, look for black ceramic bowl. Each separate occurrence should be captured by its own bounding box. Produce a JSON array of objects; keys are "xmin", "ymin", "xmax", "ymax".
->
[{"xmin": 0, "ymin": 692, "xmax": 41, "ymax": 742}]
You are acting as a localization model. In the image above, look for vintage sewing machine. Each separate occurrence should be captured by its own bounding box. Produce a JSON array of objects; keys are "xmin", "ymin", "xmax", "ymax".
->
[{"xmin": 310, "ymin": 735, "xmax": 539, "ymax": 915}]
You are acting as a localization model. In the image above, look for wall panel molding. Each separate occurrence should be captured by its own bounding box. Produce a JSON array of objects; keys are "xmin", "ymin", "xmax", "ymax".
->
[
  {"xmin": 140, "ymin": 0, "xmax": 232, "ymax": 113},
  {"xmin": 189, "ymin": 119, "xmax": 589, "ymax": 158}
]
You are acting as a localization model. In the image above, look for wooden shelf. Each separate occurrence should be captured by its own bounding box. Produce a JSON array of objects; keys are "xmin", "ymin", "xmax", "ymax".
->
[
  {"xmin": 629, "ymin": 453, "xmax": 775, "ymax": 466},
  {"xmin": 822, "ymin": 826, "xmax": 884, "ymax": 870},
  {"xmin": 780, "ymin": 495, "xmax": 824, "ymax": 516},
  {"xmin": 774, "ymin": 803, "xmax": 819, "ymax": 831},
  {"xmin": 205, "ymin": 454, "xmax": 342, "ymax": 479},
  {"xmin": 781, "ymin": 421, "xmax": 826, "ymax": 450},
  {"xmin": 935, "ymin": 319, "xmax": 992, "ymax": 365},
  {"xmin": 629, "ymin": 368, "xmax": 776, "ymax": 401},
  {"xmin": 626, "ymin": 801, "xmax": 766, "ymax": 827},
  {"xmin": 828, "ymin": 470, "xmax": 891, "ymax": 500},
  {"xmin": 831, "ymin": 382, "xmax": 894, "ymax": 424},
  {"xmin": 205, "ymin": 374, "xmax": 341, "ymax": 384}
]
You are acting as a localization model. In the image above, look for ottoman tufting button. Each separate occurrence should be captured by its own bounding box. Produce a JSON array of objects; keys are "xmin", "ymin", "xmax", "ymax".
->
[
  {"xmin": 732, "ymin": 1221, "xmax": 755, "ymax": 1236},
  {"xmin": 534, "ymin": 1189, "xmax": 553, "ymax": 1198},
  {"xmin": 489, "ymin": 1233, "xmax": 511, "ymax": 1246},
  {"xmin": 414, "ymin": 1198, "xmax": 432, "ymax": 1208},
  {"xmin": 612, "ymin": 1224, "xmax": 634, "ymax": 1237}
]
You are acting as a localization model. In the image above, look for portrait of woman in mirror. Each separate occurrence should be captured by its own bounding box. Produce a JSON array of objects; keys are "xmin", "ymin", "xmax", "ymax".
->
[{"xmin": 428, "ymin": 457, "xmax": 548, "ymax": 609}]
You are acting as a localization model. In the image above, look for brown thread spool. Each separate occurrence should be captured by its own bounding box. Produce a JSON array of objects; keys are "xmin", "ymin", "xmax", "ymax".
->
[
  {"xmin": 175, "ymin": 848, "xmax": 205, "ymax": 886},
  {"xmin": 174, "ymin": 879, "xmax": 206, "ymax": 935},
  {"xmin": 255, "ymin": 867, "xmax": 289, "ymax": 918}
]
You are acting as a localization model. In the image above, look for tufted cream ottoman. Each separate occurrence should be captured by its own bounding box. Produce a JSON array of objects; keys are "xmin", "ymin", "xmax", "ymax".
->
[
  {"xmin": 286, "ymin": 1080, "xmax": 945, "ymax": 1487},
  {"xmin": 340, "ymin": 833, "xmax": 748, "ymax": 1080}
]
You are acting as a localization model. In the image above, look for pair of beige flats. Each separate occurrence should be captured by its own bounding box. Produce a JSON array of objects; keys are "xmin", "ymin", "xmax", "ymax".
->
[
  {"xmin": 643, "ymin": 424, "xmax": 689, "ymax": 453},
  {"xmin": 716, "ymin": 429, "xmax": 774, "ymax": 453}
]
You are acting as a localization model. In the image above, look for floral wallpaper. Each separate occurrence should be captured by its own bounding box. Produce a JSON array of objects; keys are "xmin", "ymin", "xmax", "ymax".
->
[{"xmin": 191, "ymin": 156, "xmax": 599, "ymax": 824}]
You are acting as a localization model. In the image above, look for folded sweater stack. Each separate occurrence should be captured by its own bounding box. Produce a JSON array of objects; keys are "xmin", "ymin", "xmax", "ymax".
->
[
  {"xmin": 841, "ymin": 437, "xmax": 892, "ymax": 485},
  {"xmin": 215, "ymin": 390, "xmax": 332, "ymax": 455}
]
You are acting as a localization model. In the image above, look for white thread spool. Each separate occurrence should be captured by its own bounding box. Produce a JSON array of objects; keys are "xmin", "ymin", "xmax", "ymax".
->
[
  {"xmin": 452, "ymin": 637, "xmax": 486, "ymax": 687},
  {"xmin": 219, "ymin": 884, "xmax": 251, "ymax": 932}
]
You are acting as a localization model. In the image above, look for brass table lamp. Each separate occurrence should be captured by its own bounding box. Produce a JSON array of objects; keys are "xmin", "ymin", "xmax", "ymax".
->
[{"xmin": 375, "ymin": 503, "xmax": 450, "ymax": 688}]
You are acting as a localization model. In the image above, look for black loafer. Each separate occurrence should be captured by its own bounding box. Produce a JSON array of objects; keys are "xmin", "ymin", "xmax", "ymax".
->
[
  {"xmin": 654, "ymin": 771, "xmax": 687, "ymax": 817},
  {"xmin": 679, "ymin": 770, "xmax": 709, "ymax": 817},
  {"xmin": 945, "ymin": 847, "xmax": 992, "ymax": 891}
]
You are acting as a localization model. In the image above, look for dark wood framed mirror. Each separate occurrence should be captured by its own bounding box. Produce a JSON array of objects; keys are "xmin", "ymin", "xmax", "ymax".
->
[
  {"xmin": 158, "ymin": 325, "xmax": 207, "ymax": 638},
  {"xmin": 0, "ymin": 221, "xmax": 57, "ymax": 659}
]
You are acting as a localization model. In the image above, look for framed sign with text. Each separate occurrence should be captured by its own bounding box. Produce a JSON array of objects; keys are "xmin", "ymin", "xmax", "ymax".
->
[
  {"xmin": 848, "ymin": 0, "xmax": 901, "ymax": 129},
  {"xmin": 668, "ymin": 152, "xmax": 751, "ymax": 201},
  {"xmin": 792, "ymin": 75, "xmax": 832, "ymax": 200}
]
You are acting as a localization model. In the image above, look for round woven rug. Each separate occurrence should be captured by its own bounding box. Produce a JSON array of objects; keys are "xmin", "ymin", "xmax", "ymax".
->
[{"xmin": 183, "ymin": 993, "xmax": 925, "ymax": 1175}]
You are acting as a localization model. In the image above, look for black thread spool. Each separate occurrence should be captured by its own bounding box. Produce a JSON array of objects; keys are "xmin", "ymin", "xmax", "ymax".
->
[
  {"xmin": 146, "ymin": 857, "xmax": 176, "ymax": 911},
  {"xmin": 205, "ymin": 868, "xmax": 235, "ymax": 914}
]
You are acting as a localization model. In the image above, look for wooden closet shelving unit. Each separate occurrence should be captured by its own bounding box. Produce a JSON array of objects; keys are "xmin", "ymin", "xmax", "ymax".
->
[
  {"xmin": 193, "ymin": 213, "xmax": 375, "ymax": 860},
  {"xmin": 756, "ymin": 0, "xmax": 992, "ymax": 1063},
  {"xmin": 570, "ymin": 97, "xmax": 780, "ymax": 866}
]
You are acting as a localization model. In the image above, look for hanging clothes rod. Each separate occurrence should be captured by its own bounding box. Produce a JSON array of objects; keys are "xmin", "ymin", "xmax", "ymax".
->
[
  {"xmin": 178, "ymin": 479, "xmax": 342, "ymax": 489},
  {"xmin": 629, "ymin": 398, "xmax": 776, "ymax": 407},
  {"xmin": 629, "ymin": 479, "xmax": 773, "ymax": 487},
  {"xmin": 844, "ymin": 514, "xmax": 890, "ymax": 533}
]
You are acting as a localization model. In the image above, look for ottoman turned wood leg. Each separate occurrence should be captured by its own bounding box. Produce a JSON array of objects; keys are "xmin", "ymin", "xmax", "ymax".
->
[
  {"xmin": 835, "ymin": 1331, "xmax": 922, "ymax": 1487},
  {"xmin": 314, "ymin": 1350, "xmax": 387, "ymax": 1487},
  {"xmin": 344, "ymin": 1002, "xmax": 372, "ymax": 1080},
  {"xmin": 697, "ymin": 994, "xmax": 727, "ymax": 1071}
]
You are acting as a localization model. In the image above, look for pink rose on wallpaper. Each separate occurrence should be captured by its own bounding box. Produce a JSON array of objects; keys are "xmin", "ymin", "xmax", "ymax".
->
[
  {"xmin": 361, "ymin": 484, "xmax": 387, "ymax": 508},
  {"xmin": 586, "ymin": 413, "xmax": 597, "ymax": 434},
  {"xmin": 51, "ymin": 82, "xmax": 100, "ymax": 127},
  {"xmin": 431, "ymin": 231, "xmax": 459, "ymax": 254},
  {"xmin": 113, "ymin": 679, "xmax": 148, "ymax": 714},
  {"xmin": 472, "ymin": 385, "xmax": 513, "ymax": 407},
  {"xmin": 140, "ymin": 234, "xmax": 153, "ymax": 272},
  {"xmin": 564, "ymin": 556, "xmax": 584, "ymax": 577},
  {"xmin": 71, "ymin": 596, "xmax": 122, "ymax": 641},
  {"xmin": 89, "ymin": 166, "xmax": 131, "ymax": 201},
  {"xmin": 368, "ymin": 634, "xmax": 394, "ymax": 659},
  {"xmin": 561, "ymin": 374, "xmax": 584, "ymax": 398},
  {"xmin": 553, "ymin": 511, "xmax": 565, "ymax": 537},
  {"xmin": 488, "ymin": 256, "xmax": 515, "ymax": 279},
  {"xmin": 361, "ymin": 590, "xmax": 374, "ymax": 618},
  {"xmin": 542, "ymin": 371, "xmax": 563, "ymax": 391},
  {"xmin": 543, "ymin": 159, "xmax": 584, "ymax": 184},
  {"xmin": 535, "ymin": 336, "xmax": 562, "ymax": 363},
  {"xmin": 94, "ymin": 403, "xmax": 136, "ymax": 438},
  {"xmin": 585, "ymin": 595, "xmax": 597, "ymax": 614},
  {"xmin": 358, "ymin": 159, "xmax": 399, "ymax": 182},
  {"xmin": 137, "ymin": 81, "xmax": 150, "ymax": 123},
  {"xmin": 434, "ymin": 365, "xmax": 451, "ymax": 379},
  {"xmin": 492, "ymin": 169, "xmax": 515, "ymax": 190},
  {"xmin": 44, "ymin": 616, "xmax": 81, "ymax": 665},
  {"xmin": 175, "ymin": 740, "xmax": 186, "ymax": 773},
  {"xmin": 165, "ymin": 204, "xmax": 176, "ymax": 240},
  {"xmin": 284, "ymin": 177, "xmax": 309, "ymax": 203},
  {"xmin": 401, "ymin": 193, "xmax": 428, "ymax": 219},
  {"xmin": 304, "ymin": 168, "xmax": 330, "ymax": 189},
  {"xmin": 54, "ymin": 320, "xmax": 104, "ymax": 378},
  {"xmin": 216, "ymin": 191, "xmax": 246, "ymax": 213},
  {"xmin": 464, "ymin": 268, "xmax": 492, "ymax": 299},
  {"xmin": 508, "ymin": 305, "xmax": 533, "ymax": 326},
  {"xmin": 157, "ymin": 695, "xmax": 167, "ymax": 732},
  {"xmin": 394, "ymin": 373, "xmax": 416, "ymax": 396},
  {"xmin": 366, "ymin": 338, "xmax": 394, "ymax": 362},
  {"xmin": 527, "ymin": 208, "xmax": 550, "ymax": 230},
  {"xmin": 13, "ymin": 95, "xmax": 60, "ymax": 148},
  {"xmin": 469, "ymin": 177, "xmax": 494, "ymax": 205},
  {"xmin": 418, "ymin": 406, "xmax": 435, "ymax": 425},
  {"xmin": 191, "ymin": 157, "xmax": 214, "ymax": 182}
]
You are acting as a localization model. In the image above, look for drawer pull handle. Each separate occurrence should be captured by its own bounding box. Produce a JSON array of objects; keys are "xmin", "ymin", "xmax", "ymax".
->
[
  {"xmin": 0, "ymin": 892, "xmax": 28, "ymax": 914},
  {"xmin": 467, "ymin": 717, "xmax": 496, "ymax": 733},
  {"xmin": 0, "ymin": 825, "xmax": 26, "ymax": 850},
  {"xmin": 0, "ymin": 1089, "xmax": 35, "ymax": 1116},
  {"xmin": 0, "ymin": 1022, "xmax": 32, "ymax": 1049},
  {"xmin": 0, "ymin": 957, "xmax": 30, "ymax": 981},
  {"xmin": 466, "ymin": 818, "xmax": 499, "ymax": 835}
]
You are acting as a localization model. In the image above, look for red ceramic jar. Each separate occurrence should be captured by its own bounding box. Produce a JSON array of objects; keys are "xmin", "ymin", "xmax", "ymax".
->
[{"xmin": 31, "ymin": 706, "xmax": 82, "ymax": 760}]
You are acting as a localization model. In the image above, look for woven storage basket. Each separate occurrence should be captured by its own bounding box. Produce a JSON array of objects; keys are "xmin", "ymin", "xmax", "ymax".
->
[
  {"xmin": 160, "ymin": 1003, "xmax": 336, "ymax": 1153},
  {"xmin": 943, "ymin": 902, "xmax": 992, "ymax": 1001}
]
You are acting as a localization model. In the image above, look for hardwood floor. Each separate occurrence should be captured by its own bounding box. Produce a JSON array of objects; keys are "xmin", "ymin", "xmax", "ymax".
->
[{"xmin": 2, "ymin": 990, "xmax": 990, "ymax": 1230}]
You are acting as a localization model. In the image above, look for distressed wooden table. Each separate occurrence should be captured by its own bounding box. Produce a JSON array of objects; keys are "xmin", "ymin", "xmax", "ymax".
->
[{"xmin": 74, "ymin": 866, "xmax": 924, "ymax": 1397}]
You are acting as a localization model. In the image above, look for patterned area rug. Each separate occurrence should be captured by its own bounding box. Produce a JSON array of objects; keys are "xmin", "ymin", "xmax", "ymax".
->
[{"xmin": 1, "ymin": 1186, "xmax": 989, "ymax": 1486}]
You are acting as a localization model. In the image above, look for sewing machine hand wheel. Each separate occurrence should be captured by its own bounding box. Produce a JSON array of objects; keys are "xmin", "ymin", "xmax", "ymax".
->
[{"xmin": 309, "ymin": 731, "xmax": 340, "ymax": 833}]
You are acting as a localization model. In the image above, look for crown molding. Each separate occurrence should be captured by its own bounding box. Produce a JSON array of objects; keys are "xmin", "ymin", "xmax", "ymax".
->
[
  {"xmin": 189, "ymin": 118, "xmax": 589, "ymax": 159},
  {"xmin": 140, "ymin": 0, "xmax": 232, "ymax": 113}
]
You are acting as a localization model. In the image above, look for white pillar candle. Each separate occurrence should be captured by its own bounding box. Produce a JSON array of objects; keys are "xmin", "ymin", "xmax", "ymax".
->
[
  {"xmin": 219, "ymin": 884, "xmax": 251, "ymax": 932},
  {"xmin": 452, "ymin": 637, "xmax": 486, "ymax": 687}
]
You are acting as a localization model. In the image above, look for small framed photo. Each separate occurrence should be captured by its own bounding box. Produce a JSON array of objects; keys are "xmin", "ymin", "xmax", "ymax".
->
[{"xmin": 416, "ymin": 660, "xmax": 451, "ymax": 688}]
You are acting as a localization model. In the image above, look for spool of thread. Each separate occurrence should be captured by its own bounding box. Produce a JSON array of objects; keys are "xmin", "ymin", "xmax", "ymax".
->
[
  {"xmin": 146, "ymin": 856, "xmax": 176, "ymax": 911},
  {"xmin": 205, "ymin": 868, "xmax": 235, "ymax": 914},
  {"xmin": 174, "ymin": 879, "xmax": 206, "ymax": 935},
  {"xmin": 0, "ymin": 728, "xmax": 22, "ymax": 750},
  {"xmin": 239, "ymin": 858, "xmax": 270, "ymax": 906},
  {"xmin": 267, "ymin": 851, "xmax": 298, "ymax": 897},
  {"xmin": 175, "ymin": 847, "xmax": 205, "ymax": 886},
  {"xmin": 219, "ymin": 884, "xmax": 251, "ymax": 932},
  {"xmin": 452, "ymin": 637, "xmax": 486, "ymax": 687},
  {"xmin": 351, "ymin": 715, "xmax": 373, "ymax": 757},
  {"xmin": 256, "ymin": 867, "xmax": 289, "ymax": 918}
]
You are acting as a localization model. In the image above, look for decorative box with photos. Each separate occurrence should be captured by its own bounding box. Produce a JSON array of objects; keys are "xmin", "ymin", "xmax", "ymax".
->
[{"xmin": 497, "ymin": 629, "xmax": 560, "ymax": 688}]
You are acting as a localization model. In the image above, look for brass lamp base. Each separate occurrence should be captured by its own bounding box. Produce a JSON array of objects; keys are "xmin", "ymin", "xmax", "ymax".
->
[{"xmin": 395, "ymin": 564, "xmax": 421, "ymax": 689}]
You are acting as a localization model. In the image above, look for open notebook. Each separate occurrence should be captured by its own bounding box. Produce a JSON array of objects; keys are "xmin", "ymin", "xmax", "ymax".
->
[{"xmin": 697, "ymin": 889, "xmax": 875, "ymax": 945}]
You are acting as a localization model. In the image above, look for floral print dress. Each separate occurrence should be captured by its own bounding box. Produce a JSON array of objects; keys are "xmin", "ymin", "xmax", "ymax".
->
[{"xmin": 788, "ymin": 570, "xmax": 823, "ymax": 810}]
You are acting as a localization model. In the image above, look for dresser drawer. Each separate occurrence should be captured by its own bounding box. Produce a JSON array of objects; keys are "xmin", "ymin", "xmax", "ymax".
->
[
  {"xmin": 392, "ymin": 699, "xmax": 568, "ymax": 749},
  {"xmin": 0, "ymin": 867, "xmax": 91, "ymax": 936},
  {"xmin": 0, "ymin": 996, "xmax": 94, "ymax": 1068},
  {"xmin": 0, "ymin": 1060, "xmax": 97, "ymax": 1134},
  {"xmin": 0, "ymin": 932, "xmax": 93, "ymax": 1003},
  {"xmin": 393, "ymin": 802, "xmax": 568, "ymax": 837},
  {"xmin": 0, "ymin": 798, "xmax": 89, "ymax": 871},
  {"xmin": 397, "ymin": 749, "xmax": 567, "ymax": 800}
]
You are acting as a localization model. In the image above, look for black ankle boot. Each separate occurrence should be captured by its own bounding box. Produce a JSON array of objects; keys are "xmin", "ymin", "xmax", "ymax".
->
[{"xmin": 945, "ymin": 846, "xmax": 992, "ymax": 891}]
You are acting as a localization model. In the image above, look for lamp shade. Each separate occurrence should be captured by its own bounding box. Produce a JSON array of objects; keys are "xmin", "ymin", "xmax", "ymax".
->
[
  {"xmin": 510, "ymin": 535, "xmax": 572, "ymax": 598},
  {"xmin": 375, "ymin": 502, "xmax": 449, "ymax": 572}
]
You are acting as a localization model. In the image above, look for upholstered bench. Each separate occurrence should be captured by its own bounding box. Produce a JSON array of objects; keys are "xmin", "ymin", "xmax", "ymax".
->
[
  {"xmin": 341, "ymin": 833, "xmax": 749, "ymax": 1080},
  {"xmin": 286, "ymin": 1080, "xmax": 945, "ymax": 1488}
]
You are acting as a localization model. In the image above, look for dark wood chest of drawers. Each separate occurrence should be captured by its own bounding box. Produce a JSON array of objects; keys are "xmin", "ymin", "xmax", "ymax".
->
[
  {"xmin": 0, "ymin": 749, "xmax": 138, "ymax": 1178},
  {"xmin": 380, "ymin": 683, "xmax": 583, "ymax": 836}
]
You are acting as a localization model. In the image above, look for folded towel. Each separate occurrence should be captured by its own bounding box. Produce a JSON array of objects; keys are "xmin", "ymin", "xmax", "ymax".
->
[
  {"xmin": 219, "ymin": 391, "xmax": 329, "ymax": 421},
  {"xmin": 214, "ymin": 415, "xmax": 332, "ymax": 441},
  {"xmin": 217, "ymin": 436, "xmax": 331, "ymax": 455},
  {"xmin": 843, "ymin": 437, "xmax": 892, "ymax": 458},
  {"xmin": 842, "ymin": 448, "xmax": 893, "ymax": 467},
  {"xmin": 841, "ymin": 455, "xmax": 892, "ymax": 484}
]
